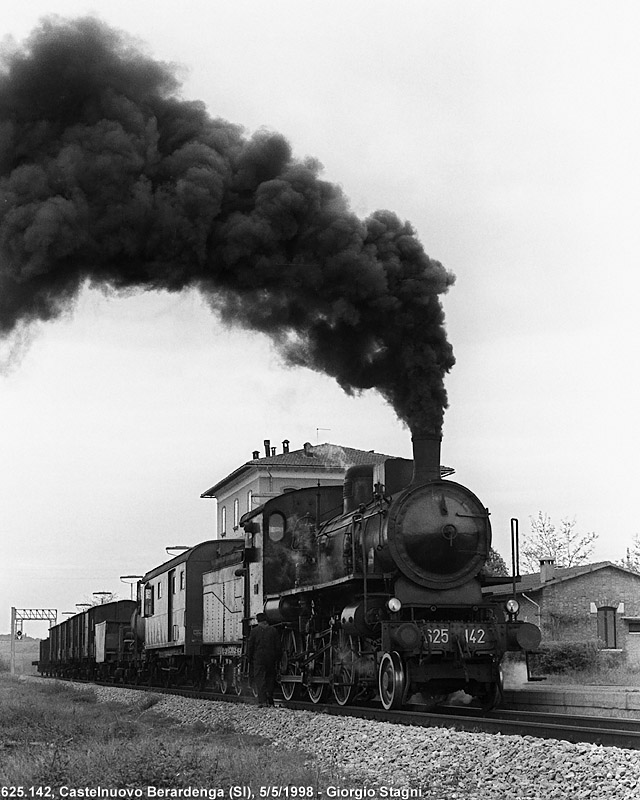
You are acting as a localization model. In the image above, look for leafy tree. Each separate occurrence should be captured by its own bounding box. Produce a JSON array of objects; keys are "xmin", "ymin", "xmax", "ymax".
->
[
  {"xmin": 484, "ymin": 547, "xmax": 509, "ymax": 577},
  {"xmin": 521, "ymin": 512, "xmax": 597, "ymax": 573}
]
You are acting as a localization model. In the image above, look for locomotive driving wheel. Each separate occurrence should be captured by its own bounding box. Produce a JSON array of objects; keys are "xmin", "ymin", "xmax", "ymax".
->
[
  {"xmin": 332, "ymin": 631, "xmax": 358, "ymax": 706},
  {"xmin": 378, "ymin": 651, "xmax": 407, "ymax": 710},
  {"xmin": 306, "ymin": 633, "xmax": 329, "ymax": 704},
  {"xmin": 279, "ymin": 628, "xmax": 302, "ymax": 701}
]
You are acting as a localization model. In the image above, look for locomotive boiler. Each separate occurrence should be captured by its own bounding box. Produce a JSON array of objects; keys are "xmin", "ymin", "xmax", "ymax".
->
[{"xmin": 243, "ymin": 433, "xmax": 540, "ymax": 709}]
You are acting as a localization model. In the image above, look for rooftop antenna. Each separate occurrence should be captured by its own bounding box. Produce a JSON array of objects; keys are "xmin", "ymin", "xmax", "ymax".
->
[{"xmin": 316, "ymin": 427, "xmax": 331, "ymax": 444}]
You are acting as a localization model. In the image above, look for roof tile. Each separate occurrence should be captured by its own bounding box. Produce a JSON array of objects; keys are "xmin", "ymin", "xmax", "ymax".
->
[{"xmin": 200, "ymin": 442, "xmax": 396, "ymax": 498}]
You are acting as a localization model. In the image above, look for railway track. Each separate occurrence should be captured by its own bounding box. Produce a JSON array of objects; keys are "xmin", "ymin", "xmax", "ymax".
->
[
  {"xmin": 77, "ymin": 678, "xmax": 640, "ymax": 750},
  {"xmin": 281, "ymin": 699, "xmax": 640, "ymax": 750}
]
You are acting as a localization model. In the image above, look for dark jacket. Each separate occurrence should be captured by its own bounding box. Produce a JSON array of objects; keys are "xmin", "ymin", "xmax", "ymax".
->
[{"xmin": 247, "ymin": 621, "xmax": 281, "ymax": 665}]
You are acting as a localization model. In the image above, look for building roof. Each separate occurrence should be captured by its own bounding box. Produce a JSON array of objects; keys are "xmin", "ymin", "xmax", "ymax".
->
[
  {"xmin": 200, "ymin": 442, "xmax": 396, "ymax": 499},
  {"xmin": 484, "ymin": 560, "xmax": 640, "ymax": 597}
]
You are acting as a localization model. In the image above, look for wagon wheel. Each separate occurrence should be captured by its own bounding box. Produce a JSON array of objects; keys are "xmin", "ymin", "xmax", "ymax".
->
[
  {"xmin": 232, "ymin": 661, "xmax": 244, "ymax": 696},
  {"xmin": 332, "ymin": 631, "xmax": 358, "ymax": 706},
  {"xmin": 219, "ymin": 662, "xmax": 232, "ymax": 694},
  {"xmin": 306, "ymin": 635, "xmax": 328, "ymax": 704},
  {"xmin": 278, "ymin": 628, "xmax": 302, "ymax": 701},
  {"xmin": 378, "ymin": 651, "xmax": 406, "ymax": 710}
]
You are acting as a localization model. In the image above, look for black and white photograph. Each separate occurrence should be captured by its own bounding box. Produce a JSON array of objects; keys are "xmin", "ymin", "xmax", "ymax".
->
[{"xmin": 1, "ymin": 1, "xmax": 639, "ymax": 797}]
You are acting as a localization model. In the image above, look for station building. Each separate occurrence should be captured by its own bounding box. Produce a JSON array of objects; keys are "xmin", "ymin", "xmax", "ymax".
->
[
  {"xmin": 200, "ymin": 438, "xmax": 394, "ymax": 539},
  {"xmin": 485, "ymin": 559, "xmax": 640, "ymax": 665}
]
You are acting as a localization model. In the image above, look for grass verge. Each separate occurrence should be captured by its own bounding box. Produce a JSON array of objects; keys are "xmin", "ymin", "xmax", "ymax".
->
[{"xmin": 0, "ymin": 675, "xmax": 348, "ymax": 793}]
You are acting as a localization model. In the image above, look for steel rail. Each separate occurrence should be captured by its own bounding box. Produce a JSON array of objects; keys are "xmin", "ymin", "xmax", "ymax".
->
[{"xmin": 54, "ymin": 678, "xmax": 640, "ymax": 750}]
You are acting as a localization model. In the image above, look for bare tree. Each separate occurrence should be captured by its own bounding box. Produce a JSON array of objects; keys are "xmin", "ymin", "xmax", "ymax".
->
[
  {"xmin": 521, "ymin": 512, "xmax": 597, "ymax": 573},
  {"xmin": 88, "ymin": 592, "xmax": 117, "ymax": 606},
  {"xmin": 619, "ymin": 533, "xmax": 640, "ymax": 573}
]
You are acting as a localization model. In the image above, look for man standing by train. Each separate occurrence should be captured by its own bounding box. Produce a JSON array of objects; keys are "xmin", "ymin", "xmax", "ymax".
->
[{"xmin": 247, "ymin": 612, "xmax": 281, "ymax": 707}]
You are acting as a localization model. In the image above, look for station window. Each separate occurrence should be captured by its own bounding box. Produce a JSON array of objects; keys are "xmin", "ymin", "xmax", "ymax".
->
[
  {"xmin": 171, "ymin": 575, "xmax": 177, "ymax": 594},
  {"xmin": 597, "ymin": 606, "xmax": 617, "ymax": 648},
  {"xmin": 247, "ymin": 490, "xmax": 253, "ymax": 512},
  {"xmin": 221, "ymin": 506, "xmax": 227, "ymax": 538},
  {"xmin": 157, "ymin": 582, "xmax": 162, "ymax": 600},
  {"xmin": 628, "ymin": 621, "xmax": 640, "ymax": 634},
  {"xmin": 180, "ymin": 571, "xmax": 185, "ymax": 590},
  {"xmin": 267, "ymin": 511, "xmax": 286, "ymax": 542},
  {"xmin": 234, "ymin": 498, "xmax": 240, "ymax": 528}
]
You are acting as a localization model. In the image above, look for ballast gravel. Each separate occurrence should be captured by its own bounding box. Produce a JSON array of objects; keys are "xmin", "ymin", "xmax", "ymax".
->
[{"xmin": 73, "ymin": 683, "xmax": 640, "ymax": 799}]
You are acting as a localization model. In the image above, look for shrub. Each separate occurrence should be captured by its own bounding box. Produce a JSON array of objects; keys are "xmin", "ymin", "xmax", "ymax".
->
[
  {"xmin": 597, "ymin": 648, "xmax": 626, "ymax": 670},
  {"xmin": 533, "ymin": 639, "xmax": 600, "ymax": 674}
]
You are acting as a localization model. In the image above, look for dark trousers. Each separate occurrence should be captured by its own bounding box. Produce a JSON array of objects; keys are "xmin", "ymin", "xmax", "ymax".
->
[{"xmin": 253, "ymin": 660, "xmax": 276, "ymax": 705}]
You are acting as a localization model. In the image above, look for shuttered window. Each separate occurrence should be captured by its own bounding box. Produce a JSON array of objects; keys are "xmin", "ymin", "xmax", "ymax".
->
[{"xmin": 597, "ymin": 606, "xmax": 617, "ymax": 648}]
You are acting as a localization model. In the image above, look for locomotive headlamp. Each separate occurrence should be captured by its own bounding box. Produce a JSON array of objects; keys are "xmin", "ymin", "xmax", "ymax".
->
[
  {"xmin": 505, "ymin": 598, "xmax": 519, "ymax": 615},
  {"xmin": 387, "ymin": 597, "xmax": 402, "ymax": 613}
]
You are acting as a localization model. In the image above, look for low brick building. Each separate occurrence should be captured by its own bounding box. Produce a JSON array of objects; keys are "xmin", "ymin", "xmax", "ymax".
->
[{"xmin": 484, "ymin": 560, "xmax": 640, "ymax": 666}]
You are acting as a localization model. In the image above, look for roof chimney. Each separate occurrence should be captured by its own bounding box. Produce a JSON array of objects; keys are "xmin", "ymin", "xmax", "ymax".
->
[
  {"xmin": 263, "ymin": 439, "xmax": 271, "ymax": 457},
  {"xmin": 252, "ymin": 450, "xmax": 260, "ymax": 460},
  {"xmin": 282, "ymin": 439, "xmax": 290, "ymax": 454},
  {"xmin": 539, "ymin": 558, "xmax": 556, "ymax": 583}
]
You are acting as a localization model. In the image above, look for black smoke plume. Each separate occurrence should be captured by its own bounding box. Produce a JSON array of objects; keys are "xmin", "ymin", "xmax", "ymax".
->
[{"xmin": 0, "ymin": 17, "xmax": 455, "ymax": 433}]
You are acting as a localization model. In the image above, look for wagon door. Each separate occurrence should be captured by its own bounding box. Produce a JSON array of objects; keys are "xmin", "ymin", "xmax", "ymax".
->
[
  {"xmin": 203, "ymin": 566, "xmax": 244, "ymax": 644},
  {"xmin": 168, "ymin": 569, "xmax": 176, "ymax": 642}
]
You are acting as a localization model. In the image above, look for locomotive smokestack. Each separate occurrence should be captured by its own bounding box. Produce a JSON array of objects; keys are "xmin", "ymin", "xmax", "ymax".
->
[{"xmin": 410, "ymin": 432, "xmax": 442, "ymax": 485}]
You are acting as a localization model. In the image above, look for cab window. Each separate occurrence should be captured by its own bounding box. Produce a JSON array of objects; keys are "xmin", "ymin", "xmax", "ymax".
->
[{"xmin": 268, "ymin": 512, "xmax": 286, "ymax": 542}]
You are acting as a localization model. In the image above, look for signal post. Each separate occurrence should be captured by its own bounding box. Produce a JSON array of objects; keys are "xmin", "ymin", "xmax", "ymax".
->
[{"xmin": 9, "ymin": 607, "xmax": 57, "ymax": 675}]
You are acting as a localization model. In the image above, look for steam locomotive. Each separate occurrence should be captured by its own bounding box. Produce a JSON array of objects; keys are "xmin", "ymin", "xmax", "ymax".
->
[
  {"xmin": 39, "ymin": 433, "xmax": 540, "ymax": 710},
  {"xmin": 243, "ymin": 433, "xmax": 540, "ymax": 709}
]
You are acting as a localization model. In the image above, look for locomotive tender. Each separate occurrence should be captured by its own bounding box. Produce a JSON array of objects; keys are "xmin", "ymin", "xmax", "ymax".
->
[{"xmin": 39, "ymin": 433, "xmax": 540, "ymax": 710}]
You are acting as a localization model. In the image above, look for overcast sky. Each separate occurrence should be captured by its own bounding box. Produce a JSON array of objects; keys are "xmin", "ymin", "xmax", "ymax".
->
[{"xmin": 2, "ymin": 1, "xmax": 639, "ymax": 636}]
